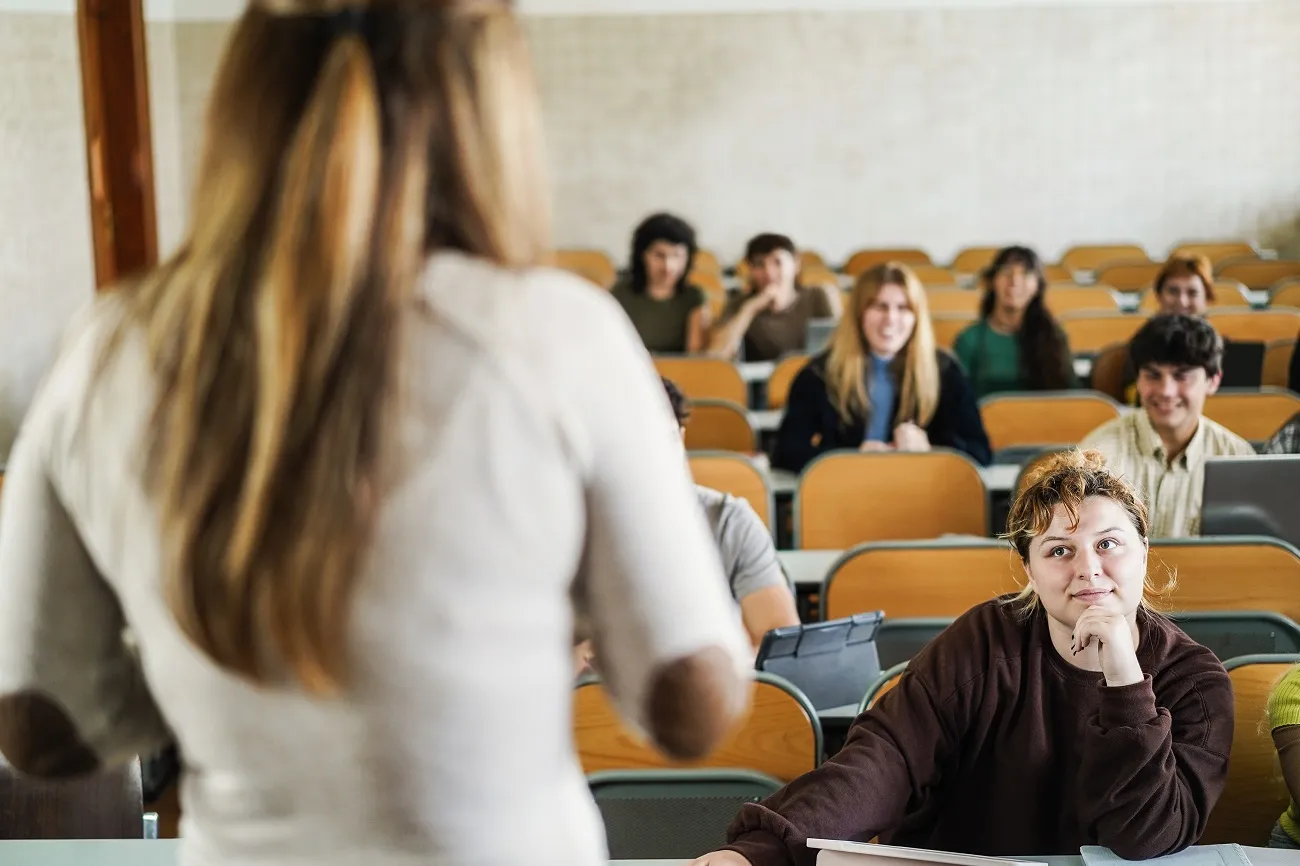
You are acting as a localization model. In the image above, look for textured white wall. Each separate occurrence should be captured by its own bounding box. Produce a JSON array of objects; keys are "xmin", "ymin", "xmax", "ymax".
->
[
  {"xmin": 0, "ymin": 13, "xmax": 95, "ymax": 457},
  {"xmin": 527, "ymin": 3, "xmax": 1300, "ymax": 265}
]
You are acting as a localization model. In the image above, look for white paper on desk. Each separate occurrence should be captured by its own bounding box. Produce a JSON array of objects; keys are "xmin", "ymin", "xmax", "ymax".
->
[
  {"xmin": 808, "ymin": 839, "xmax": 1047, "ymax": 866},
  {"xmin": 1080, "ymin": 845, "xmax": 1253, "ymax": 866}
]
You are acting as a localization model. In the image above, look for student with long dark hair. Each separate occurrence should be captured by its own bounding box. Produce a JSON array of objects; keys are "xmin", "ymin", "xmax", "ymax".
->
[
  {"xmin": 953, "ymin": 246, "xmax": 1076, "ymax": 399},
  {"xmin": 612, "ymin": 212, "xmax": 711, "ymax": 354},
  {"xmin": 0, "ymin": 3, "xmax": 749, "ymax": 863}
]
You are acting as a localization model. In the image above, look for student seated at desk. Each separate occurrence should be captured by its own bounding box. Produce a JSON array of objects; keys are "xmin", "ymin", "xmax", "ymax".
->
[
  {"xmin": 692, "ymin": 451, "xmax": 1233, "ymax": 866},
  {"xmin": 709, "ymin": 233, "xmax": 842, "ymax": 362},
  {"xmin": 578, "ymin": 379, "xmax": 800, "ymax": 671},
  {"xmin": 1268, "ymin": 665, "xmax": 1300, "ymax": 848},
  {"xmin": 612, "ymin": 212, "xmax": 711, "ymax": 354},
  {"xmin": 952, "ymin": 245, "xmax": 1076, "ymax": 399},
  {"xmin": 771, "ymin": 262, "xmax": 992, "ymax": 472},
  {"xmin": 1081, "ymin": 314, "xmax": 1254, "ymax": 538}
]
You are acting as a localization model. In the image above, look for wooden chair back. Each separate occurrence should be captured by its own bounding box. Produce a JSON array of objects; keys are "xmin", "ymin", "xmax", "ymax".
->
[
  {"xmin": 979, "ymin": 392, "xmax": 1121, "ymax": 451},
  {"xmin": 685, "ymin": 400, "xmax": 755, "ymax": 453},
  {"xmin": 693, "ymin": 249, "xmax": 722, "ymax": 275},
  {"xmin": 689, "ymin": 452, "xmax": 772, "ymax": 527},
  {"xmin": 923, "ymin": 289, "xmax": 980, "ymax": 315},
  {"xmin": 1217, "ymin": 259, "xmax": 1300, "ymax": 289},
  {"xmin": 1089, "ymin": 343, "xmax": 1130, "ymax": 401},
  {"xmin": 689, "ymin": 269, "xmax": 727, "ymax": 299},
  {"xmin": 574, "ymin": 675, "xmax": 821, "ymax": 783},
  {"xmin": 1264, "ymin": 340, "xmax": 1296, "ymax": 389},
  {"xmin": 1095, "ymin": 261, "xmax": 1163, "ymax": 293},
  {"xmin": 1150, "ymin": 537, "xmax": 1300, "ymax": 623},
  {"xmin": 910, "ymin": 265, "xmax": 959, "ymax": 286},
  {"xmin": 1059, "ymin": 244, "xmax": 1150, "ymax": 272},
  {"xmin": 931, "ymin": 314, "xmax": 977, "ymax": 350},
  {"xmin": 1206, "ymin": 309, "xmax": 1300, "ymax": 343},
  {"xmin": 767, "ymin": 355, "xmax": 811, "ymax": 410},
  {"xmin": 1060, "ymin": 312, "xmax": 1147, "ymax": 353},
  {"xmin": 797, "ymin": 451, "xmax": 987, "ymax": 550},
  {"xmin": 823, "ymin": 540, "xmax": 1021, "ymax": 620},
  {"xmin": 950, "ymin": 247, "xmax": 1000, "ymax": 275},
  {"xmin": 842, "ymin": 248, "xmax": 933, "ymax": 278},
  {"xmin": 0, "ymin": 761, "xmax": 143, "ymax": 839},
  {"xmin": 552, "ymin": 249, "xmax": 617, "ymax": 288},
  {"xmin": 1203, "ymin": 388, "xmax": 1300, "ymax": 441},
  {"xmin": 1170, "ymin": 241, "xmax": 1257, "ymax": 266},
  {"xmin": 1045, "ymin": 287, "xmax": 1120, "ymax": 316},
  {"xmin": 653, "ymin": 358, "xmax": 747, "ymax": 405},
  {"xmin": 1270, "ymin": 279, "xmax": 1300, "ymax": 309},
  {"xmin": 1200, "ymin": 655, "xmax": 1295, "ymax": 846}
]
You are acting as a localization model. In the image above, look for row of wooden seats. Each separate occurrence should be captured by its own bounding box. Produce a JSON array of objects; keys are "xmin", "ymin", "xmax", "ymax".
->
[
  {"xmin": 574, "ymin": 654, "xmax": 1294, "ymax": 846},
  {"xmin": 673, "ymin": 372, "xmax": 1299, "ymax": 465},
  {"xmin": 551, "ymin": 240, "xmax": 1274, "ymax": 288}
]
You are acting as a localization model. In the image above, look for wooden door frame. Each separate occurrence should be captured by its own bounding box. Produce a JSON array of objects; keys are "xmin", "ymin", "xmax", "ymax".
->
[{"xmin": 77, "ymin": 0, "xmax": 159, "ymax": 290}]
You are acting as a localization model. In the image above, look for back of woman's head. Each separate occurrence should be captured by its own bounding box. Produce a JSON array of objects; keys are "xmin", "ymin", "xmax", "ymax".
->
[
  {"xmin": 825, "ymin": 262, "xmax": 939, "ymax": 426},
  {"xmin": 979, "ymin": 245, "xmax": 1069, "ymax": 390},
  {"xmin": 628, "ymin": 212, "xmax": 697, "ymax": 292},
  {"xmin": 120, "ymin": 0, "xmax": 548, "ymax": 693}
]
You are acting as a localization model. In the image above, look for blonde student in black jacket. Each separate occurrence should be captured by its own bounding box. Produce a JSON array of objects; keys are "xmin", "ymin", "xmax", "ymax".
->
[{"xmin": 772, "ymin": 262, "xmax": 992, "ymax": 473}]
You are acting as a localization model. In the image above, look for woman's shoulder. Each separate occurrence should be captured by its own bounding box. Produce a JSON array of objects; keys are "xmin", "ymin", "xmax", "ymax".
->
[
  {"xmin": 1268, "ymin": 665, "xmax": 1300, "ymax": 728},
  {"xmin": 910, "ymin": 597, "xmax": 1034, "ymax": 691},
  {"xmin": 1140, "ymin": 611, "xmax": 1230, "ymax": 692},
  {"xmin": 951, "ymin": 319, "xmax": 986, "ymax": 350}
]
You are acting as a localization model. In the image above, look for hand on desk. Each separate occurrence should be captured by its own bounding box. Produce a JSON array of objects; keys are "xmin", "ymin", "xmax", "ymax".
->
[
  {"xmin": 689, "ymin": 852, "xmax": 752, "ymax": 866},
  {"xmin": 859, "ymin": 440, "xmax": 893, "ymax": 453},
  {"xmin": 892, "ymin": 421, "xmax": 931, "ymax": 452}
]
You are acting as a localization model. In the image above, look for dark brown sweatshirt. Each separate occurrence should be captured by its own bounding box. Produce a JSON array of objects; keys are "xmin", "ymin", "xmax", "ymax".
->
[{"xmin": 725, "ymin": 599, "xmax": 1233, "ymax": 866}]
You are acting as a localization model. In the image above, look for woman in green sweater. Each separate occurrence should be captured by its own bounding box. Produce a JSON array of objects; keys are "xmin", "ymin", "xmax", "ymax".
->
[{"xmin": 953, "ymin": 246, "xmax": 1076, "ymax": 399}]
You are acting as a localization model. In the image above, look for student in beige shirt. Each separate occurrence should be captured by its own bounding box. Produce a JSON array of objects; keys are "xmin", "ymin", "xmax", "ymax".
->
[
  {"xmin": 0, "ymin": 5, "xmax": 750, "ymax": 865},
  {"xmin": 1081, "ymin": 315, "xmax": 1254, "ymax": 537}
]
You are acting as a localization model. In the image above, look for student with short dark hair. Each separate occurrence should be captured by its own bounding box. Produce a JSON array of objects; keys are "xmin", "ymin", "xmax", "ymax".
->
[
  {"xmin": 709, "ymin": 233, "xmax": 842, "ymax": 362},
  {"xmin": 611, "ymin": 213, "xmax": 710, "ymax": 354},
  {"xmin": 1082, "ymin": 315, "xmax": 1254, "ymax": 537},
  {"xmin": 772, "ymin": 263, "xmax": 991, "ymax": 472},
  {"xmin": 691, "ymin": 450, "xmax": 1233, "ymax": 866},
  {"xmin": 952, "ymin": 246, "xmax": 1075, "ymax": 398}
]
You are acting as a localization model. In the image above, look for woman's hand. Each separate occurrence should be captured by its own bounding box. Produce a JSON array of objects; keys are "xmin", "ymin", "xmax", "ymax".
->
[
  {"xmin": 1072, "ymin": 605, "xmax": 1143, "ymax": 687},
  {"xmin": 859, "ymin": 440, "xmax": 893, "ymax": 453},
  {"xmin": 892, "ymin": 422, "xmax": 931, "ymax": 452},
  {"xmin": 689, "ymin": 852, "xmax": 753, "ymax": 866}
]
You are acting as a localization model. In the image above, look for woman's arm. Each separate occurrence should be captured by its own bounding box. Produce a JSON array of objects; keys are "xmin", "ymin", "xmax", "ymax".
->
[
  {"xmin": 925, "ymin": 354, "xmax": 992, "ymax": 465},
  {"xmin": 709, "ymin": 292, "xmax": 775, "ymax": 359},
  {"xmin": 1076, "ymin": 662, "xmax": 1233, "ymax": 859},
  {"xmin": 573, "ymin": 292, "xmax": 750, "ymax": 757},
  {"xmin": 722, "ymin": 668, "xmax": 953, "ymax": 866},
  {"xmin": 771, "ymin": 365, "xmax": 837, "ymax": 473},
  {"xmin": 0, "ymin": 329, "xmax": 171, "ymax": 777}
]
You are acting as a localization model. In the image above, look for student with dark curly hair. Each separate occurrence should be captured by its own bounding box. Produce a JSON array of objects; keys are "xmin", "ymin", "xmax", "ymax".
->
[
  {"xmin": 952, "ymin": 245, "xmax": 1076, "ymax": 399},
  {"xmin": 612, "ymin": 213, "xmax": 711, "ymax": 354},
  {"xmin": 1082, "ymin": 315, "xmax": 1254, "ymax": 537}
]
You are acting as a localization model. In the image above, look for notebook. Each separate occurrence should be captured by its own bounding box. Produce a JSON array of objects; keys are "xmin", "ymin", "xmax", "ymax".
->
[
  {"xmin": 1080, "ymin": 845, "xmax": 1254, "ymax": 866},
  {"xmin": 807, "ymin": 839, "xmax": 1047, "ymax": 866}
]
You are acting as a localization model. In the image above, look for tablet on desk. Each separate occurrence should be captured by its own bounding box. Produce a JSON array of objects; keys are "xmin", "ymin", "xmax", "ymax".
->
[
  {"xmin": 808, "ymin": 839, "xmax": 1047, "ymax": 866},
  {"xmin": 755, "ymin": 613, "xmax": 884, "ymax": 711}
]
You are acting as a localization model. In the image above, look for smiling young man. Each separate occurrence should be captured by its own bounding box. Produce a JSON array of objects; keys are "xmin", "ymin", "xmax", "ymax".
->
[{"xmin": 1082, "ymin": 315, "xmax": 1255, "ymax": 538}]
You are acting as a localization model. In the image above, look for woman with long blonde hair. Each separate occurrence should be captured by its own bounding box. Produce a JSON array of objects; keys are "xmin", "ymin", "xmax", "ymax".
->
[
  {"xmin": 772, "ymin": 262, "xmax": 991, "ymax": 472},
  {"xmin": 0, "ymin": 2, "xmax": 749, "ymax": 862},
  {"xmin": 692, "ymin": 450, "xmax": 1232, "ymax": 865}
]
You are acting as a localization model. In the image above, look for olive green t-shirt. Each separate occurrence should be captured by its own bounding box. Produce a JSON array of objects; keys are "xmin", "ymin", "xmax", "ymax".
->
[
  {"xmin": 720, "ymin": 286, "xmax": 835, "ymax": 362},
  {"xmin": 611, "ymin": 280, "xmax": 708, "ymax": 354}
]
